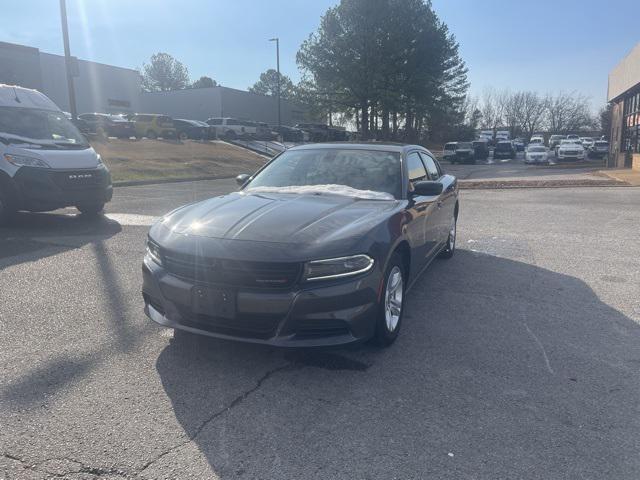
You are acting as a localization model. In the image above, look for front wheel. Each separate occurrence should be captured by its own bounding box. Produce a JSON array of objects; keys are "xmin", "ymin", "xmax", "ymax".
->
[
  {"xmin": 374, "ymin": 253, "xmax": 405, "ymax": 347},
  {"xmin": 0, "ymin": 188, "xmax": 15, "ymax": 226},
  {"xmin": 76, "ymin": 203, "xmax": 105, "ymax": 216},
  {"xmin": 439, "ymin": 216, "xmax": 457, "ymax": 259}
]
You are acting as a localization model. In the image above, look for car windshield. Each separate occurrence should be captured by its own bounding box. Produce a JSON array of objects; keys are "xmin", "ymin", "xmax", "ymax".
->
[
  {"xmin": 0, "ymin": 107, "xmax": 89, "ymax": 148},
  {"xmin": 245, "ymin": 148, "xmax": 402, "ymax": 199},
  {"xmin": 495, "ymin": 143, "xmax": 511, "ymax": 150}
]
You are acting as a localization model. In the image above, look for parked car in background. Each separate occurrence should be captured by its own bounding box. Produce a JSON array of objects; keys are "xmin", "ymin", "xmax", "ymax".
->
[
  {"xmin": 493, "ymin": 140, "xmax": 516, "ymax": 159},
  {"xmin": 548, "ymin": 134, "xmax": 565, "ymax": 150},
  {"xmin": 295, "ymin": 123, "xmax": 330, "ymax": 142},
  {"xmin": 513, "ymin": 138, "xmax": 525, "ymax": 151},
  {"xmin": 478, "ymin": 130, "xmax": 494, "ymax": 145},
  {"xmin": 589, "ymin": 140, "xmax": 609, "ymax": 159},
  {"xmin": 0, "ymin": 85, "xmax": 112, "ymax": 225},
  {"xmin": 566, "ymin": 134, "xmax": 580, "ymax": 141},
  {"xmin": 529, "ymin": 136, "xmax": 545, "ymax": 146},
  {"xmin": 252, "ymin": 122, "xmax": 275, "ymax": 140},
  {"xmin": 329, "ymin": 126, "xmax": 348, "ymax": 141},
  {"xmin": 271, "ymin": 125, "xmax": 305, "ymax": 142},
  {"xmin": 472, "ymin": 140, "xmax": 490, "ymax": 161},
  {"xmin": 524, "ymin": 145, "xmax": 549, "ymax": 164},
  {"xmin": 78, "ymin": 113, "xmax": 135, "ymax": 138},
  {"xmin": 172, "ymin": 119, "xmax": 210, "ymax": 140},
  {"xmin": 580, "ymin": 137, "xmax": 594, "ymax": 150},
  {"xmin": 496, "ymin": 130, "xmax": 510, "ymax": 142},
  {"xmin": 451, "ymin": 141, "xmax": 475, "ymax": 164},
  {"xmin": 63, "ymin": 111, "xmax": 90, "ymax": 135},
  {"xmin": 142, "ymin": 143, "xmax": 459, "ymax": 347},
  {"xmin": 557, "ymin": 139, "xmax": 585, "ymax": 161},
  {"xmin": 442, "ymin": 142, "xmax": 457, "ymax": 162},
  {"xmin": 129, "ymin": 114, "xmax": 176, "ymax": 139},
  {"xmin": 205, "ymin": 117, "xmax": 251, "ymax": 139}
]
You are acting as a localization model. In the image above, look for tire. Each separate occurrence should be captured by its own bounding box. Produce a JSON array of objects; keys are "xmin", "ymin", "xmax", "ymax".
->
[
  {"xmin": 76, "ymin": 203, "xmax": 105, "ymax": 216},
  {"xmin": 0, "ymin": 188, "xmax": 15, "ymax": 226},
  {"xmin": 147, "ymin": 130, "xmax": 158, "ymax": 140},
  {"xmin": 439, "ymin": 214, "xmax": 457, "ymax": 259},
  {"xmin": 178, "ymin": 131, "xmax": 188, "ymax": 141},
  {"xmin": 96, "ymin": 126, "xmax": 107, "ymax": 139},
  {"xmin": 374, "ymin": 253, "xmax": 406, "ymax": 347}
]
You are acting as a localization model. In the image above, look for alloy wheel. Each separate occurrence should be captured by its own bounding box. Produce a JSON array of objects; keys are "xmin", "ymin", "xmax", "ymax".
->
[{"xmin": 384, "ymin": 266, "xmax": 403, "ymax": 332}]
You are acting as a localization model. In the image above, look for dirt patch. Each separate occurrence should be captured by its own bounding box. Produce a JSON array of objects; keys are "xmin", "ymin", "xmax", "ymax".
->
[{"xmin": 92, "ymin": 139, "xmax": 268, "ymax": 183}]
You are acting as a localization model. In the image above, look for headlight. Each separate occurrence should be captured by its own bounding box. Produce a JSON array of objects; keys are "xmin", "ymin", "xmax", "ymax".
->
[
  {"xmin": 4, "ymin": 153, "xmax": 51, "ymax": 168},
  {"xmin": 304, "ymin": 254, "xmax": 374, "ymax": 281},
  {"xmin": 96, "ymin": 154, "xmax": 104, "ymax": 167},
  {"xmin": 146, "ymin": 240, "xmax": 163, "ymax": 265}
]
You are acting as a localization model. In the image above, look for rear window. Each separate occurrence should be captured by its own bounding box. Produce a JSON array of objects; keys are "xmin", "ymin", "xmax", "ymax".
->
[
  {"xmin": 444, "ymin": 143, "xmax": 457, "ymax": 150},
  {"xmin": 595, "ymin": 141, "xmax": 609, "ymax": 147},
  {"xmin": 457, "ymin": 142, "xmax": 472, "ymax": 149},
  {"xmin": 528, "ymin": 146, "xmax": 546, "ymax": 152},
  {"xmin": 495, "ymin": 143, "xmax": 512, "ymax": 150}
]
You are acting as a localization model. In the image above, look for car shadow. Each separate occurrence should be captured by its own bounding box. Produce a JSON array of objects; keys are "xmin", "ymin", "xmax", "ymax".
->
[
  {"xmin": 0, "ymin": 210, "xmax": 122, "ymax": 270},
  {"xmin": 154, "ymin": 249, "xmax": 640, "ymax": 479}
]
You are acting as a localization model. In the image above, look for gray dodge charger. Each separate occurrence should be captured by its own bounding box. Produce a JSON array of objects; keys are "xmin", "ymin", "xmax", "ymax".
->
[{"xmin": 143, "ymin": 143, "xmax": 459, "ymax": 347}]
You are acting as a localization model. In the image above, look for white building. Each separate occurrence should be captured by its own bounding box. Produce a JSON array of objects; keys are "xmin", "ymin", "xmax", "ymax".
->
[{"xmin": 0, "ymin": 40, "xmax": 308, "ymax": 125}]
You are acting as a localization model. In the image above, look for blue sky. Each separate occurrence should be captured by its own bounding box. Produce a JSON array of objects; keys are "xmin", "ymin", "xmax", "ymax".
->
[{"xmin": 3, "ymin": 0, "xmax": 639, "ymax": 109}]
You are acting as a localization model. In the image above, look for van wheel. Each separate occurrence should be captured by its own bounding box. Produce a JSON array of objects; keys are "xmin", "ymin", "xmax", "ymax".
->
[
  {"xmin": 77, "ymin": 203, "xmax": 105, "ymax": 216},
  {"xmin": 147, "ymin": 130, "xmax": 158, "ymax": 140}
]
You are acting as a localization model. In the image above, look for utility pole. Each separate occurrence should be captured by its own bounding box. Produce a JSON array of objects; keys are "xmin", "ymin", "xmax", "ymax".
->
[
  {"xmin": 59, "ymin": 0, "xmax": 78, "ymax": 120},
  {"xmin": 269, "ymin": 38, "xmax": 281, "ymax": 127}
]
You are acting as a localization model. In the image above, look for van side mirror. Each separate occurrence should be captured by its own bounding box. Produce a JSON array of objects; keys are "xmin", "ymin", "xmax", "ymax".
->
[
  {"xmin": 236, "ymin": 174, "xmax": 251, "ymax": 186},
  {"xmin": 412, "ymin": 180, "xmax": 443, "ymax": 196}
]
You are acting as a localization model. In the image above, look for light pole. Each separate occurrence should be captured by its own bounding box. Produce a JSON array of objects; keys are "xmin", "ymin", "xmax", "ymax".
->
[
  {"xmin": 59, "ymin": 0, "xmax": 78, "ymax": 120},
  {"xmin": 269, "ymin": 38, "xmax": 281, "ymax": 127}
]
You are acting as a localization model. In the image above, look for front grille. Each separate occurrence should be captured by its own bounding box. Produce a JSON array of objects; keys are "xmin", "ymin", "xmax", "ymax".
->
[
  {"xmin": 562, "ymin": 150, "xmax": 579, "ymax": 156},
  {"xmin": 163, "ymin": 250, "xmax": 302, "ymax": 289},
  {"xmin": 51, "ymin": 170, "xmax": 102, "ymax": 189},
  {"xmin": 295, "ymin": 319, "xmax": 350, "ymax": 339},
  {"xmin": 177, "ymin": 308, "xmax": 281, "ymax": 339}
]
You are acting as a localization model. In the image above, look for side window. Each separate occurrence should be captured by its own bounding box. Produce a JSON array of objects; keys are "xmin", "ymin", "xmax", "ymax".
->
[
  {"xmin": 420, "ymin": 152, "xmax": 440, "ymax": 180},
  {"xmin": 406, "ymin": 152, "xmax": 427, "ymax": 182}
]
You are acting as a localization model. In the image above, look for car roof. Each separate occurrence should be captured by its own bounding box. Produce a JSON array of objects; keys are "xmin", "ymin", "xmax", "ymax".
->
[
  {"xmin": 287, "ymin": 142, "xmax": 425, "ymax": 154},
  {"xmin": 0, "ymin": 84, "xmax": 61, "ymax": 111}
]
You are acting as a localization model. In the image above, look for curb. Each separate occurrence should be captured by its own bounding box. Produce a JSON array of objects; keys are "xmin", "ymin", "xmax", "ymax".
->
[
  {"xmin": 459, "ymin": 181, "xmax": 632, "ymax": 190},
  {"xmin": 113, "ymin": 175, "xmax": 235, "ymax": 187}
]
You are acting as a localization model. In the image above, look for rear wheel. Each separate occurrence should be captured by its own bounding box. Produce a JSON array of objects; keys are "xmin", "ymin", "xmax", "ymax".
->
[
  {"xmin": 374, "ymin": 253, "xmax": 405, "ymax": 347},
  {"xmin": 76, "ymin": 202, "xmax": 105, "ymax": 216}
]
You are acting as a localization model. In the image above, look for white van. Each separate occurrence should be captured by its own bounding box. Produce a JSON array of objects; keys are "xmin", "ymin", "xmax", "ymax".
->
[
  {"xmin": 0, "ymin": 85, "xmax": 112, "ymax": 225},
  {"xmin": 205, "ymin": 117, "xmax": 256, "ymax": 139}
]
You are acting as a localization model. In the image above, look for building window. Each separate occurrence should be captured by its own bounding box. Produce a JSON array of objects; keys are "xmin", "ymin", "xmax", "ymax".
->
[{"xmin": 622, "ymin": 87, "xmax": 640, "ymax": 154}]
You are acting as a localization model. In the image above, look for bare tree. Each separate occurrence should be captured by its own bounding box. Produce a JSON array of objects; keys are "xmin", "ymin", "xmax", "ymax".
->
[
  {"xmin": 546, "ymin": 91, "xmax": 593, "ymax": 133},
  {"xmin": 519, "ymin": 91, "xmax": 548, "ymax": 140}
]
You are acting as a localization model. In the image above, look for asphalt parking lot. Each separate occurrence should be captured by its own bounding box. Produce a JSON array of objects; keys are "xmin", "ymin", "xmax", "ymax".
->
[{"xmin": 2, "ymin": 179, "xmax": 640, "ymax": 479}]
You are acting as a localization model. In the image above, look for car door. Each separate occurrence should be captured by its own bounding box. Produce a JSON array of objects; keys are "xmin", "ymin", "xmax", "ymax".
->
[
  {"xmin": 420, "ymin": 152, "xmax": 456, "ymax": 245},
  {"xmin": 404, "ymin": 151, "xmax": 441, "ymax": 268}
]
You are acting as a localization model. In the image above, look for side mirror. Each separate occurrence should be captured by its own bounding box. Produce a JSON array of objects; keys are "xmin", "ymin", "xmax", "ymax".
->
[
  {"xmin": 236, "ymin": 173, "xmax": 251, "ymax": 186},
  {"xmin": 412, "ymin": 180, "xmax": 443, "ymax": 196}
]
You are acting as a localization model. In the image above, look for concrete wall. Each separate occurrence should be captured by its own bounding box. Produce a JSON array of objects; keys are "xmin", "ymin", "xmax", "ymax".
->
[
  {"xmin": 140, "ymin": 88, "xmax": 222, "ymax": 120},
  {"xmin": 0, "ymin": 42, "xmax": 43, "ymax": 91},
  {"xmin": 39, "ymin": 53, "xmax": 141, "ymax": 114},
  {"xmin": 141, "ymin": 86, "xmax": 308, "ymax": 125},
  {"xmin": 608, "ymin": 43, "xmax": 640, "ymax": 102},
  {"xmin": 609, "ymin": 99, "xmax": 624, "ymax": 167}
]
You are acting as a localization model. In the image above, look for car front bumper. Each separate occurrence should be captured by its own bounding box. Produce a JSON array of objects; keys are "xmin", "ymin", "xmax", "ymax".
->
[
  {"xmin": 142, "ymin": 255, "xmax": 382, "ymax": 347},
  {"xmin": 13, "ymin": 166, "xmax": 113, "ymax": 211}
]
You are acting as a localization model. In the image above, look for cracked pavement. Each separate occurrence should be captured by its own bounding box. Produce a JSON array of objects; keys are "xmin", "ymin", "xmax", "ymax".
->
[{"xmin": 2, "ymin": 178, "xmax": 640, "ymax": 479}]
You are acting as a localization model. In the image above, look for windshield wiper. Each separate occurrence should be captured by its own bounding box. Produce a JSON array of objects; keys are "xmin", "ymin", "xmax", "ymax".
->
[
  {"xmin": 0, "ymin": 133, "xmax": 63, "ymax": 149},
  {"xmin": 54, "ymin": 141, "xmax": 89, "ymax": 149}
]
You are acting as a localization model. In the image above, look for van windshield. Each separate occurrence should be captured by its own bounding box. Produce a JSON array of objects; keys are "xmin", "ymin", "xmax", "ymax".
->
[{"xmin": 0, "ymin": 107, "xmax": 89, "ymax": 148}]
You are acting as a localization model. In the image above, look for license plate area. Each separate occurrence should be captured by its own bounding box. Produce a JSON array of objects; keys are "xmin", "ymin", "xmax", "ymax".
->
[{"xmin": 191, "ymin": 285, "xmax": 236, "ymax": 319}]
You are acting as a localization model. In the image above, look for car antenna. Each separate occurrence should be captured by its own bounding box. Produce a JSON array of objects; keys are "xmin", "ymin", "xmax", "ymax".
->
[{"xmin": 12, "ymin": 87, "xmax": 21, "ymax": 103}]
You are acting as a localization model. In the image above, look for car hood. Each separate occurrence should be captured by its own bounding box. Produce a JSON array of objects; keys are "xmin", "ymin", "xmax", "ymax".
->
[{"xmin": 155, "ymin": 191, "xmax": 402, "ymax": 249}]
